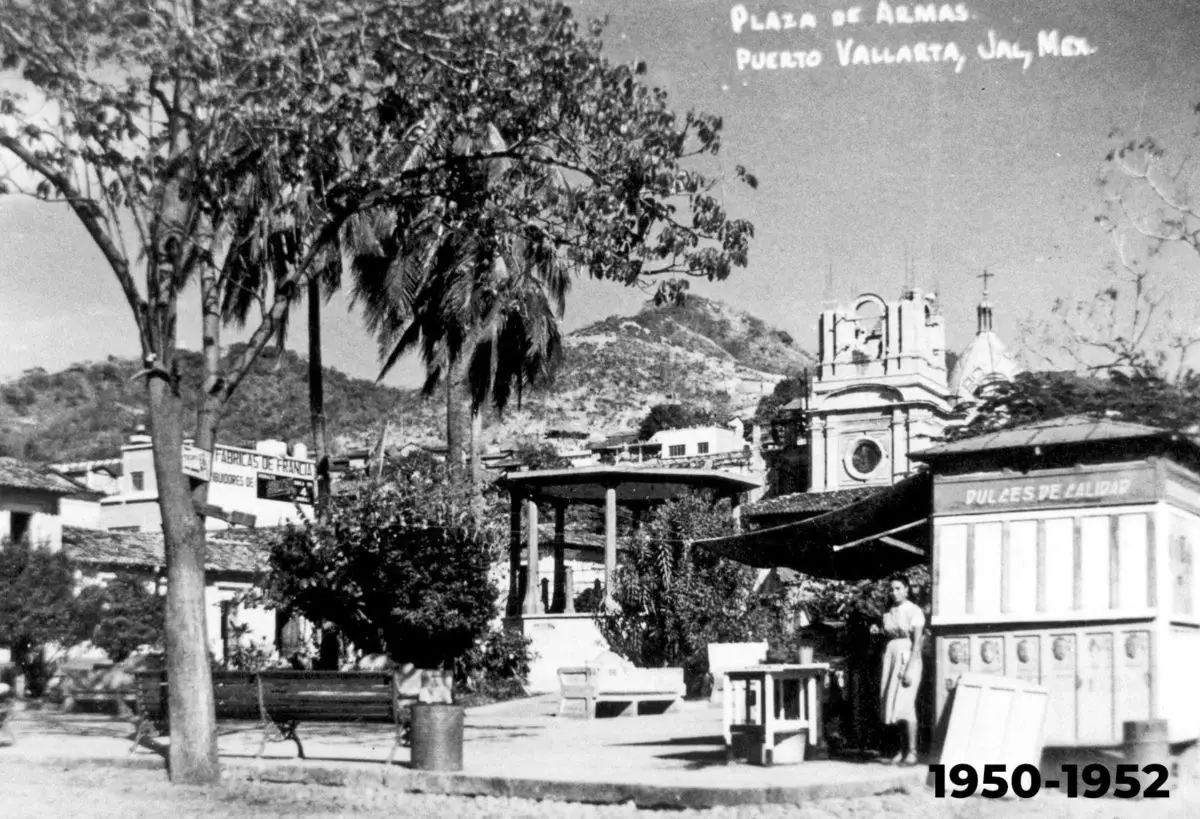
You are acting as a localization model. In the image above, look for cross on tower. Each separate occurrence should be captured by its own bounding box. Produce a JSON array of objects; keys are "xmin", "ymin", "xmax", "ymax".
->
[{"xmin": 978, "ymin": 268, "xmax": 994, "ymax": 297}]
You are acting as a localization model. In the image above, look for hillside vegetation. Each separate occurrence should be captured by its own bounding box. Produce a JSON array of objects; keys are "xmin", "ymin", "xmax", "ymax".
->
[{"xmin": 1, "ymin": 296, "xmax": 812, "ymax": 463}]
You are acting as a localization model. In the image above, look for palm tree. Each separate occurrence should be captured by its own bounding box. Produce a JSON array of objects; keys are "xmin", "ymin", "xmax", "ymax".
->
[{"xmin": 350, "ymin": 122, "xmax": 572, "ymax": 488}]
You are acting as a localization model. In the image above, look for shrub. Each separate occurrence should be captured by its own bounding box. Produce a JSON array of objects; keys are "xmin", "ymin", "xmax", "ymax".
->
[
  {"xmin": 0, "ymin": 539, "xmax": 76, "ymax": 697},
  {"xmin": 597, "ymin": 493, "xmax": 788, "ymax": 697},
  {"xmin": 454, "ymin": 628, "xmax": 534, "ymax": 694},
  {"xmin": 69, "ymin": 573, "xmax": 164, "ymax": 663},
  {"xmin": 262, "ymin": 473, "xmax": 502, "ymax": 673}
]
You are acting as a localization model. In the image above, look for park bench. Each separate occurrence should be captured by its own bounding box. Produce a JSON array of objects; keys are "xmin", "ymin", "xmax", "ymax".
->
[
  {"xmin": 132, "ymin": 669, "xmax": 420, "ymax": 762},
  {"xmin": 59, "ymin": 667, "xmax": 138, "ymax": 716},
  {"xmin": 557, "ymin": 656, "xmax": 685, "ymax": 719}
]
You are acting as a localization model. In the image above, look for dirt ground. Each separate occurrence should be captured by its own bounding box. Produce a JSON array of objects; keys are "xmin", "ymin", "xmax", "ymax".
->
[{"xmin": 1, "ymin": 757, "xmax": 1198, "ymax": 819}]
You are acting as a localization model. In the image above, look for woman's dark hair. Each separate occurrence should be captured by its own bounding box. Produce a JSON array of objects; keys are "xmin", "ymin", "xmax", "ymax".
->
[{"xmin": 888, "ymin": 574, "xmax": 911, "ymax": 589}]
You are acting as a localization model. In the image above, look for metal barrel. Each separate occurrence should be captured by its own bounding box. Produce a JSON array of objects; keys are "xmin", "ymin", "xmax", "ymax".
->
[
  {"xmin": 410, "ymin": 703, "xmax": 464, "ymax": 771},
  {"xmin": 1123, "ymin": 719, "xmax": 1171, "ymax": 796}
]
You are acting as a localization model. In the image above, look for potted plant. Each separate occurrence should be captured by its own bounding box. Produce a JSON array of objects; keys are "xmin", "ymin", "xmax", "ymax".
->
[{"xmin": 263, "ymin": 468, "xmax": 501, "ymax": 772}]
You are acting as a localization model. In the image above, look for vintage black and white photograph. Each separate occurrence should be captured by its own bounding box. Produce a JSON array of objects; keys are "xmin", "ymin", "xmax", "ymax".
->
[{"xmin": 1, "ymin": 1, "xmax": 1198, "ymax": 816}]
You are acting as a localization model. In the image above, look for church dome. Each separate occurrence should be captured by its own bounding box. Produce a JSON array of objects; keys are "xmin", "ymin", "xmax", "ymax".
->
[{"xmin": 948, "ymin": 284, "xmax": 1021, "ymax": 404}]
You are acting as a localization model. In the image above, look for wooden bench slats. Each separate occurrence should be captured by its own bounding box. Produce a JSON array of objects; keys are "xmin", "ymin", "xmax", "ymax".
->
[{"xmin": 131, "ymin": 670, "xmax": 417, "ymax": 762}]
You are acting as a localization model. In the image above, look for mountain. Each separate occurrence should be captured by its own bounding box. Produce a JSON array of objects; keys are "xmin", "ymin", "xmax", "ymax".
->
[{"xmin": 0, "ymin": 296, "xmax": 812, "ymax": 463}]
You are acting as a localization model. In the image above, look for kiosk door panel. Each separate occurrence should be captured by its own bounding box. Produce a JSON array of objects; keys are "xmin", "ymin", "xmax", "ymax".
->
[
  {"xmin": 1043, "ymin": 633, "xmax": 1077, "ymax": 745},
  {"xmin": 1078, "ymin": 632, "xmax": 1115, "ymax": 745}
]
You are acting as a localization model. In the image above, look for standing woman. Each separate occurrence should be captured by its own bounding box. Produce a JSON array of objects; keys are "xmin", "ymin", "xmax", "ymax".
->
[{"xmin": 875, "ymin": 574, "xmax": 925, "ymax": 765}]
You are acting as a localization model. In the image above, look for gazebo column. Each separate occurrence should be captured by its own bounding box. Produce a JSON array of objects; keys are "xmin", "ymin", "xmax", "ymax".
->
[
  {"xmin": 507, "ymin": 493, "xmax": 522, "ymax": 616},
  {"xmin": 551, "ymin": 501, "xmax": 567, "ymax": 613},
  {"xmin": 522, "ymin": 498, "xmax": 542, "ymax": 615},
  {"xmin": 731, "ymin": 493, "xmax": 743, "ymax": 533},
  {"xmin": 604, "ymin": 484, "xmax": 618, "ymax": 608}
]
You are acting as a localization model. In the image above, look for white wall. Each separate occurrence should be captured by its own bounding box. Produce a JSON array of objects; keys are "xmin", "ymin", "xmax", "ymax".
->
[
  {"xmin": 0, "ymin": 487, "xmax": 63, "ymax": 551},
  {"xmin": 204, "ymin": 582, "xmax": 278, "ymax": 663},
  {"xmin": 101, "ymin": 441, "xmax": 315, "ymax": 532},
  {"xmin": 650, "ymin": 426, "xmax": 746, "ymax": 459},
  {"xmin": 59, "ymin": 497, "xmax": 101, "ymax": 529}
]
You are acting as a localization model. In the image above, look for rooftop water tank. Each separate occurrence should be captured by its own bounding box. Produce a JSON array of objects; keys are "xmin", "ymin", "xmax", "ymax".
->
[{"xmin": 255, "ymin": 439, "xmax": 289, "ymax": 457}]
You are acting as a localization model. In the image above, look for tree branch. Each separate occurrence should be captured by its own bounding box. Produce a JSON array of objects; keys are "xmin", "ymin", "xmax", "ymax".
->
[{"xmin": 0, "ymin": 132, "xmax": 149, "ymax": 348}]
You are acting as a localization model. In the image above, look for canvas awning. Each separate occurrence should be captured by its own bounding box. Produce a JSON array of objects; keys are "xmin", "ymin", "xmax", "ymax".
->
[{"xmin": 692, "ymin": 472, "xmax": 932, "ymax": 581}]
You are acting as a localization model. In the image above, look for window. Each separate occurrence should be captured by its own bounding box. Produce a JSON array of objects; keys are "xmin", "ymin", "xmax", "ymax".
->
[
  {"xmin": 132, "ymin": 471, "xmax": 145, "ymax": 491},
  {"xmin": 845, "ymin": 438, "xmax": 883, "ymax": 479},
  {"xmin": 668, "ymin": 444, "xmax": 686, "ymax": 457},
  {"xmin": 697, "ymin": 442, "xmax": 710, "ymax": 455},
  {"xmin": 9, "ymin": 512, "xmax": 31, "ymax": 543}
]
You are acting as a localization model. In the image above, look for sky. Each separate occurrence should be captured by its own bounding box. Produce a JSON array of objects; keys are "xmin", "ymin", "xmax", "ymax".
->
[{"xmin": 2, "ymin": 0, "xmax": 1200, "ymax": 386}]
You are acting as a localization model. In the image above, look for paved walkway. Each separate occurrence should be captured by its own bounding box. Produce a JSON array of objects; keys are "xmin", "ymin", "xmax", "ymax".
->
[{"xmin": 3, "ymin": 696, "xmax": 924, "ymax": 809}]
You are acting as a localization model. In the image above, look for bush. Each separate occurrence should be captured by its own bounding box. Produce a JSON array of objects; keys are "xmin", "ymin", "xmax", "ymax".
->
[
  {"xmin": 69, "ymin": 574, "xmax": 164, "ymax": 663},
  {"xmin": 454, "ymin": 628, "xmax": 534, "ymax": 694},
  {"xmin": 0, "ymin": 538, "xmax": 76, "ymax": 697},
  {"xmin": 263, "ymin": 473, "xmax": 502, "ymax": 672},
  {"xmin": 597, "ymin": 493, "xmax": 789, "ymax": 697}
]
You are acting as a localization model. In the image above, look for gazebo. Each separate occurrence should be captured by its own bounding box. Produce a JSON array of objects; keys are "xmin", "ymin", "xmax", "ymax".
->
[{"xmin": 495, "ymin": 465, "xmax": 763, "ymax": 691}]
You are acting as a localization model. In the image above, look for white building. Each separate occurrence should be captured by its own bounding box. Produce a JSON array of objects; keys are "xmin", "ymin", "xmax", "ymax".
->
[
  {"xmin": 99, "ymin": 430, "xmax": 315, "ymax": 532},
  {"xmin": 0, "ymin": 457, "xmax": 75, "ymax": 551},
  {"xmin": 807, "ymin": 288, "xmax": 954, "ymax": 491},
  {"xmin": 649, "ymin": 421, "xmax": 749, "ymax": 460},
  {"xmin": 62, "ymin": 526, "xmax": 287, "ymax": 666}
]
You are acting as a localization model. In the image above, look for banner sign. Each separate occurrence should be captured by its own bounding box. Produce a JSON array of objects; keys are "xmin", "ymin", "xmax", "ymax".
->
[
  {"xmin": 934, "ymin": 465, "xmax": 1157, "ymax": 515},
  {"xmin": 257, "ymin": 473, "xmax": 315, "ymax": 504},
  {"xmin": 208, "ymin": 444, "xmax": 315, "ymax": 505},
  {"xmin": 181, "ymin": 445, "xmax": 213, "ymax": 481}
]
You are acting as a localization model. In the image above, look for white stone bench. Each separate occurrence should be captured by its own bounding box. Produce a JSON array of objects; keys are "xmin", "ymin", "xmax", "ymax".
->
[{"xmin": 558, "ymin": 654, "xmax": 685, "ymax": 719}]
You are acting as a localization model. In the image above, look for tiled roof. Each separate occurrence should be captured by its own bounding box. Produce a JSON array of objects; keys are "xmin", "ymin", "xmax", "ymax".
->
[
  {"xmin": 47, "ymin": 470, "xmax": 105, "ymax": 500},
  {"xmin": 49, "ymin": 458, "xmax": 123, "ymax": 475},
  {"xmin": 745, "ymin": 486, "xmax": 880, "ymax": 518},
  {"xmin": 592, "ymin": 433, "xmax": 640, "ymax": 449},
  {"xmin": 913, "ymin": 414, "xmax": 1179, "ymax": 460},
  {"xmin": 0, "ymin": 457, "xmax": 79, "ymax": 494},
  {"xmin": 62, "ymin": 526, "xmax": 273, "ymax": 575}
]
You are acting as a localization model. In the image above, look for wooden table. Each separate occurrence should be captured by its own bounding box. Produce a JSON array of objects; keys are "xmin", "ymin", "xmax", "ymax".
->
[{"xmin": 723, "ymin": 663, "xmax": 830, "ymax": 766}]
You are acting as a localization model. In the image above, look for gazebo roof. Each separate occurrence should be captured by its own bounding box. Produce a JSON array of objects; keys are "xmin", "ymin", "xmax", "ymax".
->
[{"xmin": 496, "ymin": 465, "xmax": 762, "ymax": 505}]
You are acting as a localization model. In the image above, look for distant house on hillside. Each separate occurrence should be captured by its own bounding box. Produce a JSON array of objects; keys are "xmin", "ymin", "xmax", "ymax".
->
[{"xmin": 590, "ymin": 419, "xmax": 760, "ymax": 469}]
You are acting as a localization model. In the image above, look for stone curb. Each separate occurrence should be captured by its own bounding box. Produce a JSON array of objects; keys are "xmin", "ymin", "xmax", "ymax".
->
[{"xmin": 15, "ymin": 753, "xmax": 927, "ymax": 810}]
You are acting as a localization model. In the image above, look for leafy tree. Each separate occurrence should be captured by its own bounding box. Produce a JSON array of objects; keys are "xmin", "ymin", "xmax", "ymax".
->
[
  {"xmin": 262, "ymin": 476, "xmax": 501, "ymax": 671},
  {"xmin": 1, "ymin": 0, "xmax": 753, "ymax": 782},
  {"xmin": 70, "ymin": 574, "xmax": 165, "ymax": 664},
  {"xmin": 948, "ymin": 370, "xmax": 1200, "ymax": 441},
  {"xmin": 637, "ymin": 403, "xmax": 717, "ymax": 441},
  {"xmin": 752, "ymin": 370, "xmax": 809, "ymax": 436},
  {"xmin": 0, "ymin": 540, "xmax": 76, "ymax": 697},
  {"xmin": 598, "ymin": 493, "xmax": 784, "ymax": 696},
  {"xmin": 509, "ymin": 441, "xmax": 571, "ymax": 471}
]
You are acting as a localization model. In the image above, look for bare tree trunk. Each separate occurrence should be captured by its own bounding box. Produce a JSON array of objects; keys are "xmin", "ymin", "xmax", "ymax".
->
[
  {"xmin": 445, "ymin": 357, "xmax": 464, "ymax": 480},
  {"xmin": 469, "ymin": 408, "xmax": 483, "ymax": 493},
  {"xmin": 147, "ymin": 377, "xmax": 219, "ymax": 784},
  {"xmin": 307, "ymin": 278, "xmax": 331, "ymax": 515}
]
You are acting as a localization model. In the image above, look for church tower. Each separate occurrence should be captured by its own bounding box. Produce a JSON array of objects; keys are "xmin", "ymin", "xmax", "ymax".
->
[
  {"xmin": 948, "ymin": 271, "xmax": 1022, "ymax": 406},
  {"xmin": 807, "ymin": 288, "xmax": 954, "ymax": 491}
]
